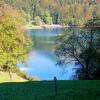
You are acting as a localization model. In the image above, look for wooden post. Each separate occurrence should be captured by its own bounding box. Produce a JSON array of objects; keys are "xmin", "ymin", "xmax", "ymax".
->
[{"xmin": 54, "ymin": 76, "xmax": 57, "ymax": 96}]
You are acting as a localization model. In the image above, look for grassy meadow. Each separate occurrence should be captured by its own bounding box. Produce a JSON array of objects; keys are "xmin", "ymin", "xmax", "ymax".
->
[{"xmin": 0, "ymin": 80, "xmax": 100, "ymax": 100}]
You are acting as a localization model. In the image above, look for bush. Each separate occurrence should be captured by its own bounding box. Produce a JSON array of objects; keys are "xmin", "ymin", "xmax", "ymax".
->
[
  {"xmin": 43, "ymin": 10, "xmax": 53, "ymax": 24},
  {"xmin": 45, "ymin": 17, "xmax": 53, "ymax": 25},
  {"xmin": 34, "ymin": 16, "xmax": 42, "ymax": 26}
]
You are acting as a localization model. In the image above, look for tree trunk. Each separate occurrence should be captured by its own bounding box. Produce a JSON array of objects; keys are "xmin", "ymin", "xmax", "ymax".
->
[
  {"xmin": 84, "ymin": 61, "xmax": 90, "ymax": 80},
  {"xmin": 84, "ymin": 69, "xmax": 89, "ymax": 80},
  {"xmin": 8, "ymin": 70, "xmax": 12, "ymax": 79}
]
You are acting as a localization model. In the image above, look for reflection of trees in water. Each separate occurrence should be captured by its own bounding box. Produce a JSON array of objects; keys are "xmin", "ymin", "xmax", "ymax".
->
[
  {"xmin": 29, "ymin": 28, "xmax": 66, "ymax": 51},
  {"xmin": 31, "ymin": 35, "xmax": 56, "ymax": 51}
]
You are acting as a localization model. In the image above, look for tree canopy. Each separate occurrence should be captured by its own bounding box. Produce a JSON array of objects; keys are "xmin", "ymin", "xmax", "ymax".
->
[
  {"xmin": 55, "ymin": 17, "xmax": 100, "ymax": 79},
  {"xmin": 0, "ymin": 3, "xmax": 32, "ymax": 72},
  {"xmin": 4, "ymin": 0, "xmax": 100, "ymax": 25}
]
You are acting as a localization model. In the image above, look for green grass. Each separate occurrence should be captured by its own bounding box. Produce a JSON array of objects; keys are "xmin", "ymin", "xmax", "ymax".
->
[
  {"xmin": 0, "ymin": 72, "xmax": 27, "ymax": 83},
  {"xmin": 0, "ymin": 80, "xmax": 100, "ymax": 100}
]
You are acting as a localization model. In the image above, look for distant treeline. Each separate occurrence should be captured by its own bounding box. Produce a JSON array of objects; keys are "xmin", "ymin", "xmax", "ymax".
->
[{"xmin": 4, "ymin": 0, "xmax": 100, "ymax": 26}]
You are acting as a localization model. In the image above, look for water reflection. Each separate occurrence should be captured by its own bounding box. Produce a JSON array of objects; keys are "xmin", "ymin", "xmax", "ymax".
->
[{"xmin": 19, "ymin": 29, "xmax": 75, "ymax": 80}]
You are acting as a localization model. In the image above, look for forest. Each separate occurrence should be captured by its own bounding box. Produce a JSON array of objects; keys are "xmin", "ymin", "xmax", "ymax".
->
[{"xmin": 4, "ymin": 0, "xmax": 100, "ymax": 26}]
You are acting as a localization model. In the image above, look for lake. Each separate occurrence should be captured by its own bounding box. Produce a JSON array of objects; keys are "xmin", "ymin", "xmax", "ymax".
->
[{"xmin": 19, "ymin": 28, "xmax": 76, "ymax": 80}]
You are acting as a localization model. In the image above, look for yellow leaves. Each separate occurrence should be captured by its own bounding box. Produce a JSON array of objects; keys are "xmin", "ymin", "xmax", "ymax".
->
[
  {"xmin": 0, "ymin": 4, "xmax": 32, "ymax": 69},
  {"xmin": 5, "ymin": 9, "xmax": 22, "ymax": 26},
  {"xmin": 0, "ymin": 5, "xmax": 25, "ymax": 27},
  {"xmin": 75, "ymin": 4, "xmax": 83, "ymax": 18},
  {"xmin": 85, "ymin": 5, "xmax": 96, "ymax": 21},
  {"xmin": 83, "ymin": 0, "xmax": 89, "ymax": 4},
  {"xmin": 40, "ymin": 0, "xmax": 50, "ymax": 8},
  {"xmin": 0, "ymin": 53, "xmax": 12, "ymax": 67}
]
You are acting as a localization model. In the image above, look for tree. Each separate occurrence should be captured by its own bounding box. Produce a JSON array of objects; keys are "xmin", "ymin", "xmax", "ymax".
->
[
  {"xmin": 45, "ymin": 16, "xmax": 53, "ymax": 25},
  {"xmin": 0, "ymin": 3, "xmax": 32, "ymax": 77},
  {"xmin": 55, "ymin": 17, "xmax": 100, "ymax": 80},
  {"xmin": 79, "ymin": 17, "xmax": 100, "ymax": 79},
  {"xmin": 34, "ymin": 16, "xmax": 42, "ymax": 26},
  {"xmin": 43, "ymin": 10, "xmax": 53, "ymax": 24}
]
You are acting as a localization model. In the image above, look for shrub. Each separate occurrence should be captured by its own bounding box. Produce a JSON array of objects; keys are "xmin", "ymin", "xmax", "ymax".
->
[{"xmin": 34, "ymin": 16, "xmax": 42, "ymax": 26}]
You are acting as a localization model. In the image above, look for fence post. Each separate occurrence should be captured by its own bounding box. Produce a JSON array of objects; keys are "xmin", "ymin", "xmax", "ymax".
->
[{"xmin": 54, "ymin": 76, "xmax": 57, "ymax": 96}]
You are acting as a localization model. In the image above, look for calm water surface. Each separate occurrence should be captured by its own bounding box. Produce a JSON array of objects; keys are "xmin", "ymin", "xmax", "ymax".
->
[{"xmin": 19, "ymin": 29, "xmax": 75, "ymax": 80}]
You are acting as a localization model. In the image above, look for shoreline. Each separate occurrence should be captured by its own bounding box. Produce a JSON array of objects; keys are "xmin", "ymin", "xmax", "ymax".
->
[{"xmin": 25, "ymin": 24, "xmax": 68, "ymax": 30}]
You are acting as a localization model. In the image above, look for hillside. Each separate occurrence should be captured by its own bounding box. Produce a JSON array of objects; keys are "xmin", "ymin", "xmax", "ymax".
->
[{"xmin": 0, "ymin": 80, "xmax": 100, "ymax": 100}]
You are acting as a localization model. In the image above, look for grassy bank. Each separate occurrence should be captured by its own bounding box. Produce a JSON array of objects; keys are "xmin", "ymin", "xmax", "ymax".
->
[
  {"xmin": 0, "ymin": 72, "xmax": 27, "ymax": 83},
  {"xmin": 0, "ymin": 80, "xmax": 100, "ymax": 100}
]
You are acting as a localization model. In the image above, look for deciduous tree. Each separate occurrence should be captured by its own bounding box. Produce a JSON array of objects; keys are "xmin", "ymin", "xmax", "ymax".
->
[{"xmin": 0, "ymin": 4, "xmax": 32, "ymax": 75}]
